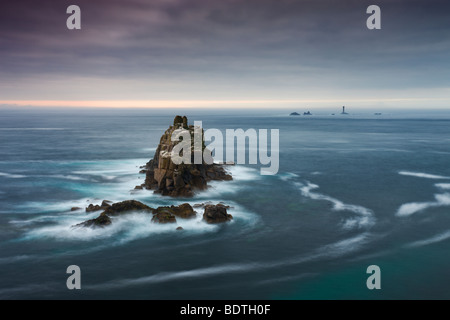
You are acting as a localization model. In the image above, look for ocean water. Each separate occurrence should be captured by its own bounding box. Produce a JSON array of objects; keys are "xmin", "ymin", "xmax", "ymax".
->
[{"xmin": 1, "ymin": 108, "xmax": 450, "ymax": 299}]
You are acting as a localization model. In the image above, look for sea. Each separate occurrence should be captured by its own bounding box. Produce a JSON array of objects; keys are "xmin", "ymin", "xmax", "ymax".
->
[{"xmin": 1, "ymin": 107, "xmax": 450, "ymax": 299}]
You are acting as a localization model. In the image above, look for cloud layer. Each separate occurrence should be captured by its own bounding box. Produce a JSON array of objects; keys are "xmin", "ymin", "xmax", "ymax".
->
[{"xmin": 1, "ymin": 0, "xmax": 449, "ymax": 104}]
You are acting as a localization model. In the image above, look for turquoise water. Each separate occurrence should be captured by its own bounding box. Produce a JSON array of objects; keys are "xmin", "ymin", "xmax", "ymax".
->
[{"xmin": 1, "ymin": 108, "xmax": 450, "ymax": 299}]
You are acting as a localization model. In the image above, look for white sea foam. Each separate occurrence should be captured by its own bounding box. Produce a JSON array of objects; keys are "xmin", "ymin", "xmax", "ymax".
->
[
  {"xmin": 396, "ymin": 193, "xmax": 450, "ymax": 217},
  {"xmin": 399, "ymin": 171, "xmax": 450, "ymax": 179},
  {"xmin": 47, "ymin": 174, "xmax": 88, "ymax": 181},
  {"xmin": 278, "ymin": 172, "xmax": 299, "ymax": 181},
  {"xmin": 435, "ymin": 183, "xmax": 450, "ymax": 190},
  {"xmin": 15, "ymin": 197, "xmax": 97, "ymax": 214},
  {"xmin": 196, "ymin": 166, "xmax": 260, "ymax": 198},
  {"xmin": 19, "ymin": 200, "xmax": 257, "ymax": 244},
  {"xmin": 227, "ymin": 165, "xmax": 261, "ymax": 182},
  {"xmin": 255, "ymin": 273, "xmax": 316, "ymax": 286},
  {"xmin": 87, "ymin": 263, "xmax": 259, "ymax": 290},
  {"xmin": 407, "ymin": 230, "xmax": 450, "ymax": 248},
  {"xmin": 86, "ymin": 233, "xmax": 369, "ymax": 290},
  {"xmin": 319, "ymin": 233, "xmax": 369, "ymax": 256},
  {"xmin": 0, "ymin": 255, "xmax": 33, "ymax": 265},
  {"xmin": 295, "ymin": 182, "xmax": 374, "ymax": 229},
  {"xmin": 0, "ymin": 172, "xmax": 26, "ymax": 178}
]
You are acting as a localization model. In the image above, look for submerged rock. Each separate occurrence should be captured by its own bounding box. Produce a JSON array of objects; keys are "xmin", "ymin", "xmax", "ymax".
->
[
  {"xmin": 103, "ymin": 200, "xmax": 153, "ymax": 216},
  {"xmin": 85, "ymin": 200, "xmax": 113, "ymax": 212},
  {"xmin": 75, "ymin": 200, "xmax": 153, "ymax": 228},
  {"xmin": 85, "ymin": 204, "xmax": 104, "ymax": 212},
  {"xmin": 141, "ymin": 116, "xmax": 232, "ymax": 197},
  {"xmin": 74, "ymin": 213, "xmax": 112, "ymax": 228},
  {"xmin": 153, "ymin": 203, "xmax": 196, "ymax": 219},
  {"xmin": 75, "ymin": 201, "xmax": 199, "ymax": 228},
  {"xmin": 101, "ymin": 200, "xmax": 112, "ymax": 207},
  {"xmin": 151, "ymin": 212, "xmax": 177, "ymax": 224},
  {"xmin": 194, "ymin": 202, "xmax": 230, "ymax": 209},
  {"xmin": 203, "ymin": 204, "xmax": 233, "ymax": 224}
]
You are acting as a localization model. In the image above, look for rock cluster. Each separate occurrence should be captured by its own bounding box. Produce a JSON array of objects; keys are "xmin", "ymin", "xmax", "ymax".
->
[
  {"xmin": 137, "ymin": 116, "xmax": 232, "ymax": 197},
  {"xmin": 75, "ymin": 200, "xmax": 153, "ymax": 228},
  {"xmin": 74, "ymin": 200, "xmax": 232, "ymax": 228},
  {"xmin": 85, "ymin": 200, "xmax": 112, "ymax": 212}
]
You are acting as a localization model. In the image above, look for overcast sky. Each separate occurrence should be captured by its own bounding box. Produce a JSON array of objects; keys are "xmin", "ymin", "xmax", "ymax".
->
[{"xmin": 1, "ymin": 0, "xmax": 449, "ymax": 109}]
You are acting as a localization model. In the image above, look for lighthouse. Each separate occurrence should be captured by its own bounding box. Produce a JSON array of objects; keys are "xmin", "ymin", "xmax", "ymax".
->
[{"xmin": 341, "ymin": 106, "xmax": 348, "ymax": 115}]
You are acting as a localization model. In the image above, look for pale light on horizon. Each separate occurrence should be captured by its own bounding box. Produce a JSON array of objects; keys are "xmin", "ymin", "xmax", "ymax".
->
[{"xmin": 1, "ymin": 97, "xmax": 450, "ymax": 109}]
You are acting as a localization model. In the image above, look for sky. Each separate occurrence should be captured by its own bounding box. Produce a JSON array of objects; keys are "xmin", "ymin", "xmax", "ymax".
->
[{"xmin": 0, "ymin": 0, "xmax": 449, "ymax": 109}]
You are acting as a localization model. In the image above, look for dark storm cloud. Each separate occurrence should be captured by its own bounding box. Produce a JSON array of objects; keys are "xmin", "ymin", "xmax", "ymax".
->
[{"xmin": 1, "ymin": 0, "xmax": 449, "ymax": 99}]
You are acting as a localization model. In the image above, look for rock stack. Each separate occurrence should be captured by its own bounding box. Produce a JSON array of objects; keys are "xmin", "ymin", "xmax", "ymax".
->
[{"xmin": 138, "ymin": 116, "xmax": 232, "ymax": 197}]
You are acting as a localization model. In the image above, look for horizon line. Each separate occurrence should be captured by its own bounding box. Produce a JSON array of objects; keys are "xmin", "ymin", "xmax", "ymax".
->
[{"xmin": 1, "ymin": 98, "xmax": 449, "ymax": 109}]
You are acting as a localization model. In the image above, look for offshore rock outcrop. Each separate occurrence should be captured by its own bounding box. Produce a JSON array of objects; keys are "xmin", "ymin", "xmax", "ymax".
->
[
  {"xmin": 74, "ymin": 200, "xmax": 154, "ymax": 228},
  {"xmin": 74, "ymin": 201, "xmax": 200, "ymax": 228},
  {"xmin": 203, "ymin": 203, "xmax": 233, "ymax": 224},
  {"xmin": 138, "ymin": 116, "xmax": 232, "ymax": 197}
]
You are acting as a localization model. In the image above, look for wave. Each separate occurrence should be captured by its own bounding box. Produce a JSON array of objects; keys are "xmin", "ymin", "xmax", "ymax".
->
[
  {"xmin": 196, "ymin": 166, "xmax": 261, "ymax": 198},
  {"xmin": 86, "ymin": 233, "xmax": 370, "ymax": 290},
  {"xmin": 255, "ymin": 273, "xmax": 317, "ymax": 286},
  {"xmin": 435, "ymin": 183, "xmax": 450, "ymax": 190},
  {"xmin": 48, "ymin": 175, "xmax": 88, "ymax": 181},
  {"xmin": 406, "ymin": 230, "xmax": 450, "ymax": 248},
  {"xmin": 0, "ymin": 172, "xmax": 99, "ymax": 181},
  {"xmin": 0, "ymin": 255, "xmax": 33, "ymax": 265},
  {"xmin": 0, "ymin": 172, "xmax": 26, "ymax": 178},
  {"xmin": 18, "ymin": 200, "xmax": 258, "ymax": 245},
  {"xmin": 399, "ymin": 171, "xmax": 450, "ymax": 179},
  {"xmin": 0, "ymin": 283, "xmax": 57, "ymax": 299},
  {"xmin": 319, "ymin": 233, "xmax": 369, "ymax": 257},
  {"xmin": 295, "ymin": 182, "xmax": 374, "ymax": 229},
  {"xmin": 396, "ymin": 193, "xmax": 450, "ymax": 217},
  {"xmin": 278, "ymin": 172, "xmax": 299, "ymax": 181}
]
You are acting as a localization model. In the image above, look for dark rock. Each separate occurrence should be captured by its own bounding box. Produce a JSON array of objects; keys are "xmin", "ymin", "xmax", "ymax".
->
[
  {"xmin": 290, "ymin": 112, "xmax": 300, "ymax": 116},
  {"xmin": 85, "ymin": 204, "xmax": 103, "ymax": 212},
  {"xmin": 142, "ymin": 116, "xmax": 232, "ymax": 197},
  {"xmin": 76, "ymin": 200, "xmax": 154, "ymax": 228},
  {"xmin": 101, "ymin": 200, "xmax": 112, "ymax": 207},
  {"xmin": 151, "ymin": 212, "xmax": 177, "ymax": 224},
  {"xmin": 203, "ymin": 204, "xmax": 233, "ymax": 224},
  {"xmin": 74, "ymin": 213, "xmax": 112, "ymax": 228},
  {"xmin": 193, "ymin": 201, "xmax": 213, "ymax": 209},
  {"xmin": 152, "ymin": 203, "xmax": 196, "ymax": 219},
  {"xmin": 134, "ymin": 185, "xmax": 143, "ymax": 190},
  {"xmin": 86, "ymin": 200, "xmax": 113, "ymax": 212},
  {"xmin": 70, "ymin": 207, "xmax": 82, "ymax": 211},
  {"xmin": 176, "ymin": 226, "xmax": 183, "ymax": 230},
  {"xmin": 103, "ymin": 200, "xmax": 153, "ymax": 216}
]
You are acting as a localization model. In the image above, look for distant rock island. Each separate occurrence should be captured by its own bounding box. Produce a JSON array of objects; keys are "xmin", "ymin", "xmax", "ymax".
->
[
  {"xmin": 138, "ymin": 115, "xmax": 232, "ymax": 197},
  {"xmin": 290, "ymin": 111, "xmax": 312, "ymax": 116}
]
